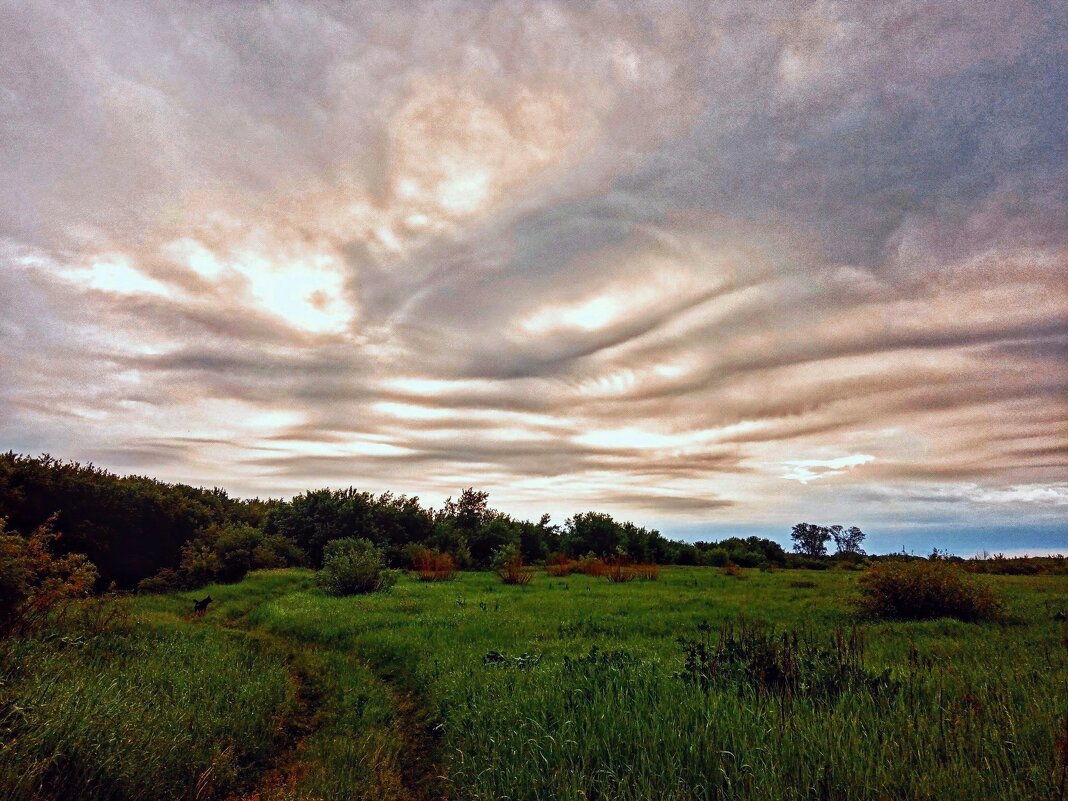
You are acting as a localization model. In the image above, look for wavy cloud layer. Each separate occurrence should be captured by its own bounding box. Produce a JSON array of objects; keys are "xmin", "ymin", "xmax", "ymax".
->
[{"xmin": 2, "ymin": 1, "xmax": 1065, "ymax": 545}]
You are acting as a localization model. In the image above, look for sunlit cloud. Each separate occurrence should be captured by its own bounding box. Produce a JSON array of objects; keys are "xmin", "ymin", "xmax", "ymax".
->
[
  {"xmin": 1, "ymin": 1, "xmax": 1065, "ymax": 542},
  {"xmin": 59, "ymin": 254, "xmax": 171, "ymax": 297},
  {"xmin": 779, "ymin": 454, "xmax": 877, "ymax": 484}
]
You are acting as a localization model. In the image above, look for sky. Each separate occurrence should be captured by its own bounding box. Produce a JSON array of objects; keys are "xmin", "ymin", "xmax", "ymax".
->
[{"xmin": 1, "ymin": 0, "xmax": 1066, "ymax": 554}]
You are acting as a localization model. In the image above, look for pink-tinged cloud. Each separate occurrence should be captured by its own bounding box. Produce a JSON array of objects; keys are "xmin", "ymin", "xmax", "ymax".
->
[{"xmin": 1, "ymin": 1, "xmax": 1065, "ymax": 545}]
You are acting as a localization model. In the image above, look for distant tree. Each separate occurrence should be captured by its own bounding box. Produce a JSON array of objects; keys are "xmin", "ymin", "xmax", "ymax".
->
[
  {"xmin": 264, "ymin": 488, "xmax": 432, "ymax": 568},
  {"xmin": 179, "ymin": 537, "xmax": 221, "ymax": 587},
  {"xmin": 834, "ymin": 526, "xmax": 866, "ymax": 555},
  {"xmin": 619, "ymin": 521, "xmax": 667, "ymax": 563},
  {"xmin": 791, "ymin": 523, "xmax": 830, "ymax": 558},
  {"xmin": 264, "ymin": 488, "xmax": 358, "ymax": 567},
  {"xmin": 440, "ymin": 488, "xmax": 493, "ymax": 534},
  {"xmin": 517, "ymin": 514, "xmax": 557, "ymax": 564},
  {"xmin": 0, "ymin": 452, "xmax": 262, "ymax": 588},
  {"xmin": 563, "ymin": 512, "xmax": 624, "ymax": 558},
  {"xmin": 212, "ymin": 522, "xmax": 262, "ymax": 582},
  {"xmin": 468, "ymin": 516, "xmax": 519, "ymax": 568}
]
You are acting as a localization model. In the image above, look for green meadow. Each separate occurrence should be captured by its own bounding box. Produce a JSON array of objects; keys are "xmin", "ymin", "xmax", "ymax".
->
[{"xmin": 3, "ymin": 567, "xmax": 1066, "ymax": 801}]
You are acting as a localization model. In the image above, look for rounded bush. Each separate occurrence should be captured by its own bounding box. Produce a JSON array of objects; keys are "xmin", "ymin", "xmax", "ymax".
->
[
  {"xmin": 857, "ymin": 559, "xmax": 1004, "ymax": 622},
  {"xmin": 316, "ymin": 538, "xmax": 397, "ymax": 596}
]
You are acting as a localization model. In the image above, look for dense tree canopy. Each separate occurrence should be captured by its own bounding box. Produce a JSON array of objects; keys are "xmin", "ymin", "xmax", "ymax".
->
[
  {"xmin": 0, "ymin": 452, "xmax": 273, "ymax": 588},
  {"xmin": 0, "ymin": 452, "xmax": 817, "ymax": 590}
]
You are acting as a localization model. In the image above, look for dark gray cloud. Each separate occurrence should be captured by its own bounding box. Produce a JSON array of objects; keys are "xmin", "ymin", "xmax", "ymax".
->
[{"xmin": 1, "ymin": 0, "xmax": 1065, "ymax": 534}]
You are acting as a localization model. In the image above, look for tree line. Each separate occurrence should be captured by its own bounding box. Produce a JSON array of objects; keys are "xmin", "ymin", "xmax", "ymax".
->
[{"xmin": 1, "ymin": 452, "xmax": 857, "ymax": 590}]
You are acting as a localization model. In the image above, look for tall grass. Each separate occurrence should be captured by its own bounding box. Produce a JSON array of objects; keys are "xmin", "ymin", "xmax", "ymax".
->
[
  {"xmin": 0, "ymin": 624, "xmax": 296, "ymax": 800},
  {"xmin": 225, "ymin": 568, "xmax": 1065, "ymax": 801},
  {"xmin": 2, "ymin": 567, "xmax": 1063, "ymax": 801}
]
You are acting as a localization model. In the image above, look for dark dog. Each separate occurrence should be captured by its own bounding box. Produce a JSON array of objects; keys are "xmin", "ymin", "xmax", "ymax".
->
[{"xmin": 193, "ymin": 596, "xmax": 213, "ymax": 615}]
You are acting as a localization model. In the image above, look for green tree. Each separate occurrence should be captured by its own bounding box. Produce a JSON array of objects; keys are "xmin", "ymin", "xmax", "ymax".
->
[
  {"xmin": 833, "ymin": 526, "xmax": 866, "ymax": 555},
  {"xmin": 790, "ymin": 523, "xmax": 830, "ymax": 558},
  {"xmin": 563, "ymin": 512, "xmax": 624, "ymax": 557}
]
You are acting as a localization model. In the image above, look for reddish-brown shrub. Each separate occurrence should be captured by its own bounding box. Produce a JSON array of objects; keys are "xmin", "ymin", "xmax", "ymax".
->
[
  {"xmin": 546, "ymin": 552, "xmax": 573, "ymax": 577},
  {"xmin": 633, "ymin": 564, "xmax": 660, "ymax": 581},
  {"xmin": 573, "ymin": 557, "xmax": 608, "ymax": 577},
  {"xmin": 412, "ymin": 549, "xmax": 456, "ymax": 582},
  {"xmin": 722, "ymin": 562, "xmax": 742, "ymax": 578},
  {"xmin": 496, "ymin": 547, "xmax": 534, "ymax": 585},
  {"xmin": 605, "ymin": 558, "xmax": 637, "ymax": 583},
  {"xmin": 1, "ymin": 516, "xmax": 99, "ymax": 637}
]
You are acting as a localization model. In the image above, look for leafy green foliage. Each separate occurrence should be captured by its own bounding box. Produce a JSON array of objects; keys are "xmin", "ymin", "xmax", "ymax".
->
[
  {"xmin": 0, "ymin": 453, "xmax": 277, "ymax": 587},
  {"xmin": 0, "ymin": 516, "xmax": 98, "ymax": 637},
  {"xmin": 677, "ymin": 619, "xmax": 893, "ymax": 700},
  {"xmin": 265, "ymin": 487, "xmax": 433, "ymax": 567},
  {"xmin": 1, "ymin": 452, "xmax": 841, "ymax": 591},
  {"xmin": 790, "ymin": 522, "xmax": 866, "ymax": 559},
  {"xmin": 833, "ymin": 525, "xmax": 867, "ymax": 555},
  {"xmin": 493, "ymin": 543, "xmax": 533, "ymax": 585},
  {"xmin": 857, "ymin": 559, "xmax": 1005, "ymax": 621},
  {"xmin": 791, "ymin": 522, "xmax": 832, "ymax": 557},
  {"xmin": 316, "ymin": 537, "xmax": 397, "ymax": 595}
]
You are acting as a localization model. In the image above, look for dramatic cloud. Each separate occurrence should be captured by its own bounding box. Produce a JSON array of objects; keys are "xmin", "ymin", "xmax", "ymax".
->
[{"xmin": 2, "ymin": 0, "xmax": 1065, "ymax": 549}]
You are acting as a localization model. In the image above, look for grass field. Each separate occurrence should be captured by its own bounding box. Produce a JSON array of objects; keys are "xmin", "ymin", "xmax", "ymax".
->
[{"xmin": 3, "ymin": 566, "xmax": 1066, "ymax": 800}]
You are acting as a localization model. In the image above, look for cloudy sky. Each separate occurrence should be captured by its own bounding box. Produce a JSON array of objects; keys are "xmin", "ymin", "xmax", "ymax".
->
[{"xmin": 2, "ymin": 1, "xmax": 1066, "ymax": 552}]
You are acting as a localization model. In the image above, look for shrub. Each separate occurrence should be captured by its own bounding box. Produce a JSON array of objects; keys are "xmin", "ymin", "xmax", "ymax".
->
[
  {"xmin": 703, "ymin": 547, "xmax": 729, "ymax": 567},
  {"xmin": 633, "ymin": 563, "xmax": 659, "ymax": 581},
  {"xmin": 572, "ymin": 555, "xmax": 608, "ymax": 577},
  {"xmin": 678, "ymin": 619, "xmax": 892, "ymax": 700},
  {"xmin": 252, "ymin": 532, "xmax": 306, "ymax": 570},
  {"xmin": 136, "ymin": 568, "xmax": 180, "ymax": 594},
  {"xmin": 722, "ymin": 562, "xmax": 743, "ymax": 578},
  {"xmin": 856, "ymin": 559, "xmax": 1004, "ymax": 622},
  {"xmin": 546, "ymin": 552, "xmax": 573, "ymax": 577},
  {"xmin": 412, "ymin": 548, "xmax": 456, "ymax": 582},
  {"xmin": 730, "ymin": 549, "xmax": 766, "ymax": 568},
  {"xmin": 834, "ymin": 550, "xmax": 867, "ymax": 569},
  {"xmin": 786, "ymin": 554, "xmax": 830, "ymax": 570},
  {"xmin": 316, "ymin": 538, "xmax": 397, "ymax": 596},
  {"xmin": 605, "ymin": 558, "xmax": 637, "ymax": 583},
  {"xmin": 0, "ymin": 516, "xmax": 98, "ymax": 637},
  {"xmin": 213, "ymin": 522, "xmax": 263, "ymax": 582},
  {"xmin": 178, "ymin": 538, "xmax": 221, "ymax": 587},
  {"xmin": 494, "ymin": 544, "xmax": 533, "ymax": 585}
]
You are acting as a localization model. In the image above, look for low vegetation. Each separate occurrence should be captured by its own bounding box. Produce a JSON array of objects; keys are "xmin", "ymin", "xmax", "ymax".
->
[
  {"xmin": 2, "ymin": 566, "xmax": 1064, "ymax": 801},
  {"xmin": 409, "ymin": 547, "xmax": 457, "ymax": 581},
  {"xmin": 677, "ymin": 619, "xmax": 892, "ymax": 700},
  {"xmin": 0, "ymin": 626, "xmax": 296, "ymax": 800},
  {"xmin": 0, "ymin": 516, "xmax": 98, "ymax": 637},
  {"xmin": 857, "ymin": 558, "xmax": 1005, "ymax": 621},
  {"xmin": 315, "ymin": 537, "xmax": 397, "ymax": 596},
  {"xmin": 494, "ymin": 544, "xmax": 534, "ymax": 585}
]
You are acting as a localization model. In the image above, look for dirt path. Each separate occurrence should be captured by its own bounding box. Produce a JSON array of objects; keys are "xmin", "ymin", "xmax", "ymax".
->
[
  {"xmin": 239, "ymin": 655, "xmax": 324, "ymax": 800},
  {"xmin": 207, "ymin": 614, "xmax": 443, "ymax": 801},
  {"xmin": 381, "ymin": 680, "xmax": 444, "ymax": 801}
]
